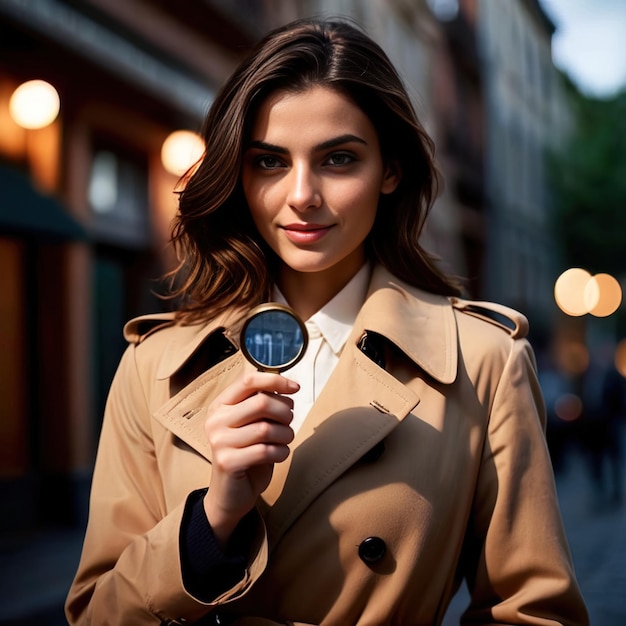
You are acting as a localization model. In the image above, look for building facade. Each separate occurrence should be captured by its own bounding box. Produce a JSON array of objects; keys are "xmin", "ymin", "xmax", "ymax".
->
[
  {"xmin": 477, "ymin": 0, "xmax": 572, "ymax": 328},
  {"xmin": 428, "ymin": 0, "xmax": 486, "ymax": 297},
  {"xmin": 0, "ymin": 0, "xmax": 261, "ymax": 532}
]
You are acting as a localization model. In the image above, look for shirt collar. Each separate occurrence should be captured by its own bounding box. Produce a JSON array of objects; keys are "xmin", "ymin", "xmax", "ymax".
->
[{"xmin": 274, "ymin": 263, "xmax": 371, "ymax": 356}]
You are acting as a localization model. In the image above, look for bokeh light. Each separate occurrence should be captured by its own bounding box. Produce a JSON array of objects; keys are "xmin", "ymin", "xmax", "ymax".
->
[
  {"xmin": 554, "ymin": 393, "xmax": 583, "ymax": 422},
  {"xmin": 615, "ymin": 340, "xmax": 626, "ymax": 378},
  {"xmin": 555, "ymin": 338, "xmax": 590, "ymax": 376},
  {"xmin": 9, "ymin": 79, "xmax": 60, "ymax": 129},
  {"xmin": 160, "ymin": 130, "xmax": 204, "ymax": 176},
  {"xmin": 555, "ymin": 268, "xmax": 622, "ymax": 317},
  {"xmin": 586, "ymin": 273, "xmax": 622, "ymax": 317},
  {"xmin": 554, "ymin": 268, "xmax": 593, "ymax": 316}
]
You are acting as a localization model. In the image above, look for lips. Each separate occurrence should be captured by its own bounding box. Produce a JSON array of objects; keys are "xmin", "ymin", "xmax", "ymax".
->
[{"xmin": 282, "ymin": 223, "xmax": 333, "ymax": 243}]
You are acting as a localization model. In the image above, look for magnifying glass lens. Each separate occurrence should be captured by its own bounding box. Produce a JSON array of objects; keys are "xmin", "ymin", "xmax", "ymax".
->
[{"xmin": 240, "ymin": 303, "xmax": 308, "ymax": 373}]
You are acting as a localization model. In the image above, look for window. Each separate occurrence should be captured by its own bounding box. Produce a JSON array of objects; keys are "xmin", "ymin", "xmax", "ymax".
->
[
  {"xmin": 426, "ymin": 0, "xmax": 459, "ymax": 22},
  {"xmin": 88, "ymin": 143, "xmax": 150, "ymax": 247}
]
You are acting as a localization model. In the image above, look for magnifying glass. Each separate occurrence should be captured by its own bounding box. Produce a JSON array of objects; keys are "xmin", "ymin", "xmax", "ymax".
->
[{"xmin": 240, "ymin": 303, "xmax": 308, "ymax": 373}]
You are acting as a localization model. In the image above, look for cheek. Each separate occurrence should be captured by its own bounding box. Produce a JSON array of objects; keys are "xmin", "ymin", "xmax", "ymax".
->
[
  {"xmin": 249, "ymin": 207, "xmax": 273, "ymax": 240},
  {"xmin": 254, "ymin": 175, "xmax": 286, "ymax": 202},
  {"xmin": 245, "ymin": 182, "xmax": 279, "ymax": 223},
  {"xmin": 336, "ymin": 180, "xmax": 381, "ymax": 219}
]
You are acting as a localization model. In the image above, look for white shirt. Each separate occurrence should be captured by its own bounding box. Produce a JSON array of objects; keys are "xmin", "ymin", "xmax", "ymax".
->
[{"xmin": 274, "ymin": 264, "xmax": 371, "ymax": 433}]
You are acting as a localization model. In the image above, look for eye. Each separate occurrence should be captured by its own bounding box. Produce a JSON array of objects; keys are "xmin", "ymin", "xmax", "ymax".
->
[
  {"xmin": 254, "ymin": 155, "xmax": 284, "ymax": 170},
  {"xmin": 325, "ymin": 152, "xmax": 355, "ymax": 167}
]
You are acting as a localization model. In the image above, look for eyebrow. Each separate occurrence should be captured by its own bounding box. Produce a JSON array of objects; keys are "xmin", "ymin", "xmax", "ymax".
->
[{"xmin": 247, "ymin": 134, "xmax": 367, "ymax": 153}]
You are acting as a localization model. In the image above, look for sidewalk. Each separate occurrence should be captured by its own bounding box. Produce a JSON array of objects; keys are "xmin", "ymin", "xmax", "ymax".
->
[
  {"xmin": 0, "ymin": 527, "xmax": 84, "ymax": 625},
  {"xmin": 553, "ymin": 444, "xmax": 626, "ymax": 626}
]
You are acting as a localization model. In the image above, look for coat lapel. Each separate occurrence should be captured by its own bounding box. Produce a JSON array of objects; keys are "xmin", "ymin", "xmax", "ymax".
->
[
  {"xmin": 153, "ymin": 352, "xmax": 249, "ymax": 461},
  {"xmin": 152, "ymin": 307, "xmax": 250, "ymax": 461}
]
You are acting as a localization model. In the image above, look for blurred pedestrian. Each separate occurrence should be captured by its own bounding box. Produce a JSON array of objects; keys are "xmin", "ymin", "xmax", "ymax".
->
[
  {"xmin": 580, "ymin": 346, "xmax": 625, "ymax": 507},
  {"xmin": 539, "ymin": 358, "xmax": 580, "ymax": 475},
  {"xmin": 600, "ymin": 363, "xmax": 625, "ymax": 504},
  {"xmin": 66, "ymin": 17, "xmax": 588, "ymax": 625}
]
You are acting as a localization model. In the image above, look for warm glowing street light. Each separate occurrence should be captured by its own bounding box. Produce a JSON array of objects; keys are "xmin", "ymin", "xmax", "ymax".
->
[
  {"xmin": 9, "ymin": 79, "xmax": 60, "ymax": 129},
  {"xmin": 161, "ymin": 130, "xmax": 204, "ymax": 176},
  {"xmin": 554, "ymin": 268, "xmax": 593, "ymax": 316},
  {"xmin": 585, "ymin": 273, "xmax": 622, "ymax": 317},
  {"xmin": 555, "ymin": 268, "xmax": 622, "ymax": 317}
]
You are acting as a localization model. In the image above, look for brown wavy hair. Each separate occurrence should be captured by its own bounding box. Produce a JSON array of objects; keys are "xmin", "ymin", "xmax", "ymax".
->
[{"xmin": 167, "ymin": 17, "xmax": 462, "ymax": 323}]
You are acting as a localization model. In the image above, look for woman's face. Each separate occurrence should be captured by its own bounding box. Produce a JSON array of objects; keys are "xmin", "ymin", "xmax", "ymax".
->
[{"xmin": 242, "ymin": 85, "xmax": 399, "ymax": 290}]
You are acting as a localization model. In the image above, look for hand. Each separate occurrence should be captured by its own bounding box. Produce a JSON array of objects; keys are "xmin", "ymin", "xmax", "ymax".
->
[{"xmin": 203, "ymin": 371, "xmax": 299, "ymax": 546}]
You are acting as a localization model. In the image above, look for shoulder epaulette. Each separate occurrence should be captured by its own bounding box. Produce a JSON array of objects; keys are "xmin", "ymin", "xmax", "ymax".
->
[
  {"xmin": 450, "ymin": 297, "xmax": 528, "ymax": 339},
  {"xmin": 123, "ymin": 312, "xmax": 177, "ymax": 344}
]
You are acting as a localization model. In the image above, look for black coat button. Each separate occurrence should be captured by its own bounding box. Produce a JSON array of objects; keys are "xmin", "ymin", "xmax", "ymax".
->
[{"xmin": 358, "ymin": 536, "xmax": 386, "ymax": 563}]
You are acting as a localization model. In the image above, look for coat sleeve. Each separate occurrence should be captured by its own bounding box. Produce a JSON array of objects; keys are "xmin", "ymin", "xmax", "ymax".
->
[
  {"xmin": 64, "ymin": 344, "xmax": 268, "ymax": 625},
  {"xmin": 460, "ymin": 338, "xmax": 589, "ymax": 626}
]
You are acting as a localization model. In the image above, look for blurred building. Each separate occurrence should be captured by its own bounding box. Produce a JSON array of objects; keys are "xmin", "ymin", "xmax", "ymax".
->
[
  {"xmin": 427, "ymin": 0, "xmax": 485, "ymax": 296},
  {"xmin": 477, "ymin": 0, "xmax": 572, "ymax": 327},
  {"xmin": 0, "ymin": 0, "xmax": 261, "ymax": 532}
]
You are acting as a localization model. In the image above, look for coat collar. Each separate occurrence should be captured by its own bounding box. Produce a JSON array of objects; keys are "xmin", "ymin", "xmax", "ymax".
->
[
  {"xmin": 149, "ymin": 265, "xmax": 458, "ymax": 385},
  {"xmin": 153, "ymin": 307, "xmax": 247, "ymax": 380},
  {"xmin": 357, "ymin": 265, "xmax": 457, "ymax": 384}
]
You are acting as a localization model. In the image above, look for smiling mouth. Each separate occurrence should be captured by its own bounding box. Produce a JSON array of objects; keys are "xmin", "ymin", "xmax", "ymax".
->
[
  {"xmin": 283, "ymin": 223, "xmax": 330, "ymax": 232},
  {"xmin": 282, "ymin": 224, "xmax": 333, "ymax": 243}
]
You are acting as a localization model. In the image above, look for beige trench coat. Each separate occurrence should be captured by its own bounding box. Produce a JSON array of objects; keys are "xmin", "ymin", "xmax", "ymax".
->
[{"xmin": 66, "ymin": 266, "xmax": 588, "ymax": 625}]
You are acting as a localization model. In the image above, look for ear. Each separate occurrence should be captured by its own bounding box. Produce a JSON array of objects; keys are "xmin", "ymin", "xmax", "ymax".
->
[{"xmin": 380, "ymin": 161, "xmax": 401, "ymax": 195}]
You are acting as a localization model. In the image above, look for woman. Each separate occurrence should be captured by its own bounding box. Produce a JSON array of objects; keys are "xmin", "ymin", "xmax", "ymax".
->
[{"xmin": 66, "ymin": 17, "xmax": 588, "ymax": 626}]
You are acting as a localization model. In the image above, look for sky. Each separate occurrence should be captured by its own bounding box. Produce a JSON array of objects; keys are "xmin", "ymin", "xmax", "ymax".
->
[{"xmin": 539, "ymin": 0, "xmax": 626, "ymax": 97}]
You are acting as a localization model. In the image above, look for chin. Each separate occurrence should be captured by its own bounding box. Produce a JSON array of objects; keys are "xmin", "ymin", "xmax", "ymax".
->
[{"xmin": 281, "ymin": 254, "xmax": 333, "ymax": 274}]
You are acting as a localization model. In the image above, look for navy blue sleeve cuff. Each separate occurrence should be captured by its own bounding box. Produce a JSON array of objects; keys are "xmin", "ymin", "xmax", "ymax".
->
[{"xmin": 180, "ymin": 488, "xmax": 255, "ymax": 600}]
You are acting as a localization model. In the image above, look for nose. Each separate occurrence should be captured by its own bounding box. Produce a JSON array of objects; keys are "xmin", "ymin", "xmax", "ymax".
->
[{"xmin": 286, "ymin": 162, "xmax": 321, "ymax": 211}]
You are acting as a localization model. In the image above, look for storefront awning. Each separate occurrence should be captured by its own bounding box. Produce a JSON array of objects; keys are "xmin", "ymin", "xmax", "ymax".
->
[{"xmin": 0, "ymin": 165, "xmax": 87, "ymax": 241}]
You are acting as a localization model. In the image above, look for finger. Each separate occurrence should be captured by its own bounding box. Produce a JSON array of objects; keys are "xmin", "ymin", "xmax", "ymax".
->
[
  {"xmin": 213, "ymin": 441, "xmax": 292, "ymax": 474},
  {"xmin": 215, "ymin": 372, "xmax": 300, "ymax": 406},
  {"xmin": 215, "ymin": 417, "xmax": 295, "ymax": 450},
  {"xmin": 211, "ymin": 391, "xmax": 296, "ymax": 433}
]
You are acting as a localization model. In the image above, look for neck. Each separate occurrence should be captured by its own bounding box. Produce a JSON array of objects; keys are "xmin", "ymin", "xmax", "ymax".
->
[{"xmin": 278, "ymin": 264, "xmax": 364, "ymax": 321}]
